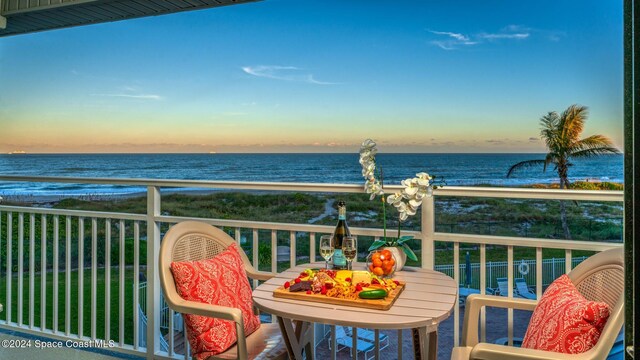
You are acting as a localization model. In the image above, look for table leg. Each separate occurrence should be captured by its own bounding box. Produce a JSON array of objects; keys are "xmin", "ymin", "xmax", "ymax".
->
[
  {"xmin": 412, "ymin": 327, "xmax": 438, "ymax": 360},
  {"xmin": 276, "ymin": 316, "xmax": 313, "ymax": 360}
]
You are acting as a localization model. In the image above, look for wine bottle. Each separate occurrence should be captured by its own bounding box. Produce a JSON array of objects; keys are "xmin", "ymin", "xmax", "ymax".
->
[{"xmin": 332, "ymin": 201, "xmax": 351, "ymax": 269}]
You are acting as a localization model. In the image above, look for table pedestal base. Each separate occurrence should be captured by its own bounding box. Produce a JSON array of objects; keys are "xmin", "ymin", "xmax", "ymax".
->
[
  {"xmin": 277, "ymin": 317, "xmax": 314, "ymax": 360},
  {"xmin": 412, "ymin": 327, "xmax": 438, "ymax": 360}
]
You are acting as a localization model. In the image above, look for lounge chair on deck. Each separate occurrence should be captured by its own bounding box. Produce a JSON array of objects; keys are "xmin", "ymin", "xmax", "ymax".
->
[
  {"xmin": 496, "ymin": 277, "xmax": 510, "ymax": 296},
  {"xmin": 515, "ymin": 278, "xmax": 537, "ymax": 300},
  {"xmin": 330, "ymin": 326, "xmax": 388, "ymax": 360}
]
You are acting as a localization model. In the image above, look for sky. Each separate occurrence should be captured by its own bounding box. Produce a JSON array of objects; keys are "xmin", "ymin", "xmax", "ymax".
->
[{"xmin": 0, "ymin": 0, "xmax": 624, "ymax": 153}]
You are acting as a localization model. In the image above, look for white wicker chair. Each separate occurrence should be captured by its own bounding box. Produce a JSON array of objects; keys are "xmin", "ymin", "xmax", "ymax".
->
[
  {"xmin": 451, "ymin": 248, "xmax": 624, "ymax": 360},
  {"xmin": 159, "ymin": 221, "xmax": 288, "ymax": 360}
]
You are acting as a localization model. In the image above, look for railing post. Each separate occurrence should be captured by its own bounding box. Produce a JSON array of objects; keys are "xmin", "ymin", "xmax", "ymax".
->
[
  {"xmin": 421, "ymin": 195, "xmax": 435, "ymax": 269},
  {"xmin": 146, "ymin": 186, "xmax": 161, "ymax": 358}
]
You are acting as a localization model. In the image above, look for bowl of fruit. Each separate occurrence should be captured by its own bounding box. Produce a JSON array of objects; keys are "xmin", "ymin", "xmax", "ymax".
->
[{"xmin": 366, "ymin": 249, "xmax": 396, "ymax": 278}]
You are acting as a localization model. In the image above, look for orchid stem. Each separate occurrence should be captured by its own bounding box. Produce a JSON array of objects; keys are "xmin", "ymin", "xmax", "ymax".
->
[
  {"xmin": 380, "ymin": 167, "xmax": 387, "ymax": 242},
  {"xmin": 397, "ymin": 217, "xmax": 401, "ymax": 240}
]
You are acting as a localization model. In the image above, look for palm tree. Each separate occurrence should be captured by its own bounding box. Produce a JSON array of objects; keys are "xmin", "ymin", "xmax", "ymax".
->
[{"xmin": 507, "ymin": 104, "xmax": 620, "ymax": 239}]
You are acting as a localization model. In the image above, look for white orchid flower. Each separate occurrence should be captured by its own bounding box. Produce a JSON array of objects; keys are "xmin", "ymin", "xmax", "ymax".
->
[
  {"xmin": 361, "ymin": 139, "xmax": 377, "ymax": 149},
  {"xmin": 364, "ymin": 179, "xmax": 383, "ymax": 200},
  {"xmin": 409, "ymin": 198, "xmax": 422, "ymax": 209},
  {"xmin": 402, "ymin": 183, "xmax": 419, "ymax": 197},
  {"xmin": 404, "ymin": 204, "xmax": 417, "ymax": 216},
  {"xmin": 361, "ymin": 162, "xmax": 375, "ymax": 177},
  {"xmin": 416, "ymin": 177, "xmax": 430, "ymax": 187},
  {"xmin": 358, "ymin": 138, "xmax": 437, "ymax": 225},
  {"xmin": 387, "ymin": 192, "xmax": 404, "ymax": 206}
]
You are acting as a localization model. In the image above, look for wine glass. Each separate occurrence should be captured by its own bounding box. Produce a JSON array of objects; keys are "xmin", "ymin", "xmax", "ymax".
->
[
  {"xmin": 319, "ymin": 235, "xmax": 335, "ymax": 269},
  {"xmin": 342, "ymin": 236, "xmax": 357, "ymax": 270}
]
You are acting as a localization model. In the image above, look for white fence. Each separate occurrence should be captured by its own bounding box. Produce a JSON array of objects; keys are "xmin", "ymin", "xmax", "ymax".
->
[
  {"xmin": 0, "ymin": 175, "xmax": 623, "ymax": 359},
  {"xmin": 435, "ymin": 256, "xmax": 588, "ymax": 291}
]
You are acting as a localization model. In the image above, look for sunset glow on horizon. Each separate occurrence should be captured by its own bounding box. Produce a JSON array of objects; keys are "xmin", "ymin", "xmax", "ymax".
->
[{"xmin": 0, "ymin": 0, "xmax": 624, "ymax": 154}]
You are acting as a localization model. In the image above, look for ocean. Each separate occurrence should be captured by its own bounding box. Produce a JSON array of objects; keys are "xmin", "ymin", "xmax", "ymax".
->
[{"xmin": 0, "ymin": 153, "xmax": 623, "ymax": 196}]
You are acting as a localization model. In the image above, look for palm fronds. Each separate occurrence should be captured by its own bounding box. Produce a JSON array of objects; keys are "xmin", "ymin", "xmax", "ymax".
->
[
  {"xmin": 570, "ymin": 135, "xmax": 620, "ymax": 154},
  {"xmin": 506, "ymin": 159, "xmax": 547, "ymax": 178},
  {"xmin": 571, "ymin": 146, "xmax": 620, "ymax": 158},
  {"xmin": 559, "ymin": 104, "xmax": 588, "ymax": 145}
]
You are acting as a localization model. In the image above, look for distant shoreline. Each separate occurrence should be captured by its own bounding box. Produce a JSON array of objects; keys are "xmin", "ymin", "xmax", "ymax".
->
[{"xmin": 0, "ymin": 181, "xmax": 623, "ymax": 206}]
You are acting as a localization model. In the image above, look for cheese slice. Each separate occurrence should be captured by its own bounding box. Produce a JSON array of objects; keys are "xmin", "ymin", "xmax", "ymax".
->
[
  {"xmin": 334, "ymin": 270, "xmax": 353, "ymax": 285},
  {"xmin": 351, "ymin": 271, "xmax": 372, "ymax": 285}
]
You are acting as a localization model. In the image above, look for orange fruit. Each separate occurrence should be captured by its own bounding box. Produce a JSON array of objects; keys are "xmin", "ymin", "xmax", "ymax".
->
[
  {"xmin": 369, "ymin": 264, "xmax": 375, "ymax": 272},
  {"xmin": 388, "ymin": 258, "xmax": 395, "ymax": 266},
  {"xmin": 372, "ymin": 267, "xmax": 384, "ymax": 276},
  {"xmin": 373, "ymin": 259, "xmax": 383, "ymax": 268},
  {"xmin": 380, "ymin": 249, "xmax": 392, "ymax": 260},
  {"xmin": 382, "ymin": 260, "xmax": 390, "ymax": 268},
  {"xmin": 371, "ymin": 252, "xmax": 381, "ymax": 262},
  {"xmin": 383, "ymin": 265, "xmax": 393, "ymax": 274}
]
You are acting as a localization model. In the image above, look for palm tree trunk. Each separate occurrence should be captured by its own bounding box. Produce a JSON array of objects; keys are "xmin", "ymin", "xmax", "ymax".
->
[{"xmin": 558, "ymin": 172, "xmax": 572, "ymax": 240}]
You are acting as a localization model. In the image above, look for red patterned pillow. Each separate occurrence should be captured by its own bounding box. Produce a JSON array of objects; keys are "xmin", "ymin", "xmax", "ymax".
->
[
  {"xmin": 522, "ymin": 274, "xmax": 610, "ymax": 354},
  {"xmin": 170, "ymin": 243, "xmax": 260, "ymax": 360}
]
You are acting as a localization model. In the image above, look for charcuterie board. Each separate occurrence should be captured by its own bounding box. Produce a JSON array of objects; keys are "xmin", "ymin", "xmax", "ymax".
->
[{"xmin": 273, "ymin": 281, "xmax": 405, "ymax": 310}]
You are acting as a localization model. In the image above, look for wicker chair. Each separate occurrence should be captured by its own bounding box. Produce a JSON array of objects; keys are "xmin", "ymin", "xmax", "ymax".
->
[
  {"xmin": 159, "ymin": 221, "xmax": 288, "ymax": 360},
  {"xmin": 451, "ymin": 248, "xmax": 624, "ymax": 360}
]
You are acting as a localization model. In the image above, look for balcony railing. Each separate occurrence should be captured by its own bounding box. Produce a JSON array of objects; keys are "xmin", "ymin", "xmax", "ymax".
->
[{"xmin": 0, "ymin": 175, "xmax": 623, "ymax": 359}]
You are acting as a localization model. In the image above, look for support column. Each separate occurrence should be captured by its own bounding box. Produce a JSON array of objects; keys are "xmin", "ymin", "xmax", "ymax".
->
[
  {"xmin": 146, "ymin": 186, "xmax": 161, "ymax": 357},
  {"xmin": 421, "ymin": 195, "xmax": 435, "ymax": 270}
]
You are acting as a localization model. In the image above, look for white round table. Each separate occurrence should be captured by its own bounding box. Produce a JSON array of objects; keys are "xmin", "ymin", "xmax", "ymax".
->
[{"xmin": 252, "ymin": 263, "xmax": 457, "ymax": 360}]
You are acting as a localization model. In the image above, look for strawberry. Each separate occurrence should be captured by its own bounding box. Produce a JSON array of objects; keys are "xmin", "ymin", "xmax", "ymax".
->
[
  {"xmin": 345, "ymin": 277, "xmax": 351, "ymax": 283},
  {"xmin": 294, "ymin": 278, "xmax": 301, "ymax": 284},
  {"xmin": 325, "ymin": 283, "xmax": 334, "ymax": 289},
  {"xmin": 321, "ymin": 286, "xmax": 327, "ymax": 295},
  {"xmin": 306, "ymin": 290, "xmax": 312, "ymax": 295},
  {"xmin": 393, "ymin": 280, "xmax": 400, "ymax": 285},
  {"xmin": 355, "ymin": 284, "xmax": 363, "ymax": 292},
  {"xmin": 284, "ymin": 281, "xmax": 290, "ymax": 289},
  {"xmin": 372, "ymin": 278, "xmax": 380, "ymax": 285}
]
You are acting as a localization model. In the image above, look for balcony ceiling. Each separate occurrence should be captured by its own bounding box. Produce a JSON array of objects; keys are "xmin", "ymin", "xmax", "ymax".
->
[{"xmin": 0, "ymin": 0, "xmax": 259, "ymax": 37}]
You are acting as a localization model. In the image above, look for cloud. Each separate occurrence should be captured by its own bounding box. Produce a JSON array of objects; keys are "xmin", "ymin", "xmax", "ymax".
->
[
  {"xmin": 90, "ymin": 93, "xmax": 163, "ymax": 100},
  {"xmin": 478, "ymin": 33, "xmax": 529, "ymax": 40},
  {"xmin": 428, "ymin": 25, "xmax": 536, "ymax": 50},
  {"xmin": 428, "ymin": 30, "xmax": 475, "ymax": 43},
  {"xmin": 242, "ymin": 65, "xmax": 337, "ymax": 85}
]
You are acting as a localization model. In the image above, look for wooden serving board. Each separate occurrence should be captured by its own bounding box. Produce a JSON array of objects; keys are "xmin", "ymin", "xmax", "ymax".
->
[{"xmin": 272, "ymin": 282, "xmax": 405, "ymax": 310}]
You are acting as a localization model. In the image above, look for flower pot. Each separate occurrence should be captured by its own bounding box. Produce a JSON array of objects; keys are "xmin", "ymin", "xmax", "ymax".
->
[{"xmin": 385, "ymin": 246, "xmax": 407, "ymax": 271}]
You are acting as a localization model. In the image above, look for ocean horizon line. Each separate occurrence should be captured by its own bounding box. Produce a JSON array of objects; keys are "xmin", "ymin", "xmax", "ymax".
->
[{"xmin": 0, "ymin": 152, "xmax": 625, "ymax": 156}]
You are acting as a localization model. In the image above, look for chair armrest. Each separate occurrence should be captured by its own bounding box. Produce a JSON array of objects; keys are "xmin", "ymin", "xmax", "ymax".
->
[
  {"xmin": 172, "ymin": 297, "xmax": 244, "ymax": 322},
  {"xmin": 471, "ymin": 343, "xmax": 582, "ymax": 360},
  {"xmin": 246, "ymin": 268, "xmax": 274, "ymax": 281},
  {"xmin": 462, "ymin": 294, "xmax": 538, "ymax": 347},
  {"xmin": 171, "ymin": 298, "xmax": 248, "ymax": 359}
]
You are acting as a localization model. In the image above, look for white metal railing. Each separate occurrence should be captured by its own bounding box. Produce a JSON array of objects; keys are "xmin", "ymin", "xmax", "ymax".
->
[
  {"xmin": 435, "ymin": 256, "xmax": 589, "ymax": 290},
  {"xmin": 0, "ymin": 175, "xmax": 624, "ymax": 359}
]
